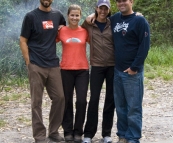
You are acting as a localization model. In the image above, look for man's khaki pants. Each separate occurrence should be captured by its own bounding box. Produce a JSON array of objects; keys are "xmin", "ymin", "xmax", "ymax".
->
[{"xmin": 28, "ymin": 63, "xmax": 65, "ymax": 141}]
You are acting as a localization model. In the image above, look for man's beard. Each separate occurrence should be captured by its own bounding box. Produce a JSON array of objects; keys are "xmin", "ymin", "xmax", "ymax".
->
[{"xmin": 40, "ymin": 0, "xmax": 52, "ymax": 8}]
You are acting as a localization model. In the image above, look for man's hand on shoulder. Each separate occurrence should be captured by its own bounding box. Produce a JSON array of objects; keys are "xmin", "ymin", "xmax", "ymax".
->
[
  {"xmin": 86, "ymin": 13, "xmax": 96, "ymax": 24},
  {"xmin": 136, "ymin": 12, "xmax": 143, "ymax": 17},
  {"xmin": 58, "ymin": 25, "xmax": 64, "ymax": 30}
]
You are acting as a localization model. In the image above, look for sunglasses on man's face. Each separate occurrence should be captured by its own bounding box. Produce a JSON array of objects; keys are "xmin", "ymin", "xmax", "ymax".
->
[{"xmin": 116, "ymin": 0, "xmax": 128, "ymax": 3}]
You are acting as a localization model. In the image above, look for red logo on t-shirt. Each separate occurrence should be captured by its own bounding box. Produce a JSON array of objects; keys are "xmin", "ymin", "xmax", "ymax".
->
[{"xmin": 42, "ymin": 21, "xmax": 54, "ymax": 29}]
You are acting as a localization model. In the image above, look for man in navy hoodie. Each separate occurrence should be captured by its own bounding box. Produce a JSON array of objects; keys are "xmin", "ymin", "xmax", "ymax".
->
[{"xmin": 110, "ymin": 0, "xmax": 150, "ymax": 143}]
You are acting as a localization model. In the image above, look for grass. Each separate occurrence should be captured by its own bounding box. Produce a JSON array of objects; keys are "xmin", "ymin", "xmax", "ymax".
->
[
  {"xmin": 2, "ymin": 95, "xmax": 10, "ymax": 101},
  {"xmin": 147, "ymin": 85, "xmax": 154, "ymax": 90},
  {"xmin": 144, "ymin": 66, "xmax": 173, "ymax": 81},
  {"xmin": 1, "ymin": 93, "xmax": 30, "ymax": 102},
  {"xmin": 0, "ymin": 119, "xmax": 6, "ymax": 128},
  {"xmin": 144, "ymin": 45, "xmax": 173, "ymax": 81},
  {"xmin": 145, "ymin": 45, "xmax": 173, "ymax": 66},
  {"xmin": 0, "ymin": 45, "xmax": 173, "ymax": 91},
  {"xmin": 151, "ymin": 94, "xmax": 158, "ymax": 99},
  {"xmin": 17, "ymin": 116, "xmax": 31, "ymax": 126},
  {"xmin": 1, "ymin": 76, "xmax": 28, "ymax": 87},
  {"xmin": 0, "ymin": 101, "xmax": 5, "ymax": 106},
  {"xmin": 0, "ymin": 109, "xmax": 5, "ymax": 114},
  {"xmin": 10, "ymin": 94, "xmax": 22, "ymax": 101}
]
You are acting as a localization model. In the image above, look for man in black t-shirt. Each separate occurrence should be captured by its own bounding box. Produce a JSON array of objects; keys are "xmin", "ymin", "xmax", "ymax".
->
[{"xmin": 20, "ymin": 0, "xmax": 66, "ymax": 143}]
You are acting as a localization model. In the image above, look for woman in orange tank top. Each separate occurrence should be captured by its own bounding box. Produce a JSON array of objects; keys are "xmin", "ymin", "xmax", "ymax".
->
[{"xmin": 56, "ymin": 4, "xmax": 89, "ymax": 143}]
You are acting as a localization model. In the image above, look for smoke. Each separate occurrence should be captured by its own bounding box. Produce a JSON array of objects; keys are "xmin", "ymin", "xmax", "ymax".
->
[
  {"xmin": 0, "ymin": 0, "xmax": 94, "ymax": 77},
  {"xmin": 0, "ymin": 0, "xmax": 40, "ymax": 77},
  {"xmin": 0, "ymin": 0, "xmax": 95, "ymax": 46}
]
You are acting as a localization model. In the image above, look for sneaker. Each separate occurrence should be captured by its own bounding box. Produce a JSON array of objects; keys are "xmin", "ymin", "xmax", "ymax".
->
[
  {"xmin": 82, "ymin": 137, "xmax": 92, "ymax": 143},
  {"xmin": 117, "ymin": 138, "xmax": 127, "ymax": 143},
  {"xmin": 65, "ymin": 135, "xmax": 73, "ymax": 141},
  {"xmin": 103, "ymin": 136, "xmax": 112, "ymax": 143},
  {"xmin": 74, "ymin": 135, "xmax": 82, "ymax": 142},
  {"xmin": 48, "ymin": 135, "xmax": 64, "ymax": 142}
]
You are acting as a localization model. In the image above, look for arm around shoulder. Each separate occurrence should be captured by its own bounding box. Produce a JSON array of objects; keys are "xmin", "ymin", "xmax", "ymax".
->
[{"xmin": 85, "ymin": 13, "xmax": 96, "ymax": 24}]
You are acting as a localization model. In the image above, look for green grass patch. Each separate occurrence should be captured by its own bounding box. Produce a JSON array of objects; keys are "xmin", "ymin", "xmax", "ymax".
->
[
  {"xmin": 0, "ymin": 119, "xmax": 6, "ymax": 128},
  {"xmin": 144, "ymin": 66, "xmax": 173, "ymax": 81},
  {"xmin": 10, "ymin": 94, "xmax": 22, "ymax": 101},
  {"xmin": 144, "ymin": 72, "xmax": 156, "ymax": 79},
  {"xmin": 146, "ymin": 46, "xmax": 173, "ymax": 66},
  {"xmin": 0, "ymin": 76, "xmax": 28, "ymax": 92},
  {"xmin": 0, "ymin": 109, "xmax": 5, "ymax": 114},
  {"xmin": 1, "ymin": 76, "xmax": 28, "ymax": 87},
  {"xmin": 3, "ymin": 87, "xmax": 12, "ymax": 92},
  {"xmin": 20, "ymin": 93, "xmax": 30, "ymax": 103},
  {"xmin": 0, "ymin": 93, "xmax": 30, "ymax": 102},
  {"xmin": 144, "ymin": 46, "xmax": 173, "ymax": 81},
  {"xmin": 0, "ymin": 101, "xmax": 5, "ymax": 106},
  {"xmin": 151, "ymin": 94, "xmax": 158, "ymax": 99},
  {"xmin": 17, "ymin": 116, "xmax": 31, "ymax": 126},
  {"xmin": 2, "ymin": 95, "xmax": 10, "ymax": 101},
  {"xmin": 147, "ymin": 85, "xmax": 154, "ymax": 90}
]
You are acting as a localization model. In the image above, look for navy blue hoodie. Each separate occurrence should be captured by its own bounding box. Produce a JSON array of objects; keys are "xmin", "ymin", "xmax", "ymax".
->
[{"xmin": 110, "ymin": 12, "xmax": 150, "ymax": 72}]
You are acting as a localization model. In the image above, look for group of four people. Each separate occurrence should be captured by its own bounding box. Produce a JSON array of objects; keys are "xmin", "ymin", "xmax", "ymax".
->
[{"xmin": 20, "ymin": 0, "xmax": 150, "ymax": 143}]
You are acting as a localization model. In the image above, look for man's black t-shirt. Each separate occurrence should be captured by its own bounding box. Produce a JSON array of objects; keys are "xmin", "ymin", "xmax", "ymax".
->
[{"xmin": 20, "ymin": 8, "xmax": 66, "ymax": 67}]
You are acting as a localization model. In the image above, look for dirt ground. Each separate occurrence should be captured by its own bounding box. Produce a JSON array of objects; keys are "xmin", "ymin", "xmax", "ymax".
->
[{"xmin": 0, "ymin": 78, "xmax": 173, "ymax": 143}]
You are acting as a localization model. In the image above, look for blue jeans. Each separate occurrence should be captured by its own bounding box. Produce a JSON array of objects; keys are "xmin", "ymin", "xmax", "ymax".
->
[{"xmin": 114, "ymin": 68, "xmax": 144, "ymax": 143}]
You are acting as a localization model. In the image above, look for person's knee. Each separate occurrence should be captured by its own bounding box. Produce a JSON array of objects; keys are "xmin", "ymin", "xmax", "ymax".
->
[
  {"xmin": 57, "ymin": 94, "xmax": 65, "ymax": 102},
  {"xmin": 51, "ymin": 93, "xmax": 65, "ymax": 103}
]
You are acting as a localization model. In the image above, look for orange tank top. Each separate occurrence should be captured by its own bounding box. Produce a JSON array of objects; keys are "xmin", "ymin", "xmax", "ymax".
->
[{"xmin": 56, "ymin": 26, "xmax": 89, "ymax": 70}]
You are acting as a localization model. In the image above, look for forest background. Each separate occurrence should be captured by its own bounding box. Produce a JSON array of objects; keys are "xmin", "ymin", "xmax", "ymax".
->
[{"xmin": 0, "ymin": 0, "xmax": 173, "ymax": 90}]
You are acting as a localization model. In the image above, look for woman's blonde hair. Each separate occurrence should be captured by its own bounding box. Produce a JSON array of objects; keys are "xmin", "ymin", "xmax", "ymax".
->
[{"xmin": 67, "ymin": 4, "xmax": 82, "ymax": 15}]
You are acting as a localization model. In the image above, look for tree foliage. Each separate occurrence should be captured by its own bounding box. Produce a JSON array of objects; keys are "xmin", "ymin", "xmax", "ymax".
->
[
  {"xmin": 0, "ymin": 0, "xmax": 95, "ymax": 79},
  {"xmin": 110, "ymin": 0, "xmax": 173, "ymax": 46},
  {"xmin": 134, "ymin": 0, "xmax": 173, "ymax": 46}
]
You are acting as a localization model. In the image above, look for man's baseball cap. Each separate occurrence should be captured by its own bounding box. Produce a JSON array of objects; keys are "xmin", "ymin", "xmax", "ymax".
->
[{"xmin": 97, "ymin": 0, "xmax": 111, "ymax": 9}]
